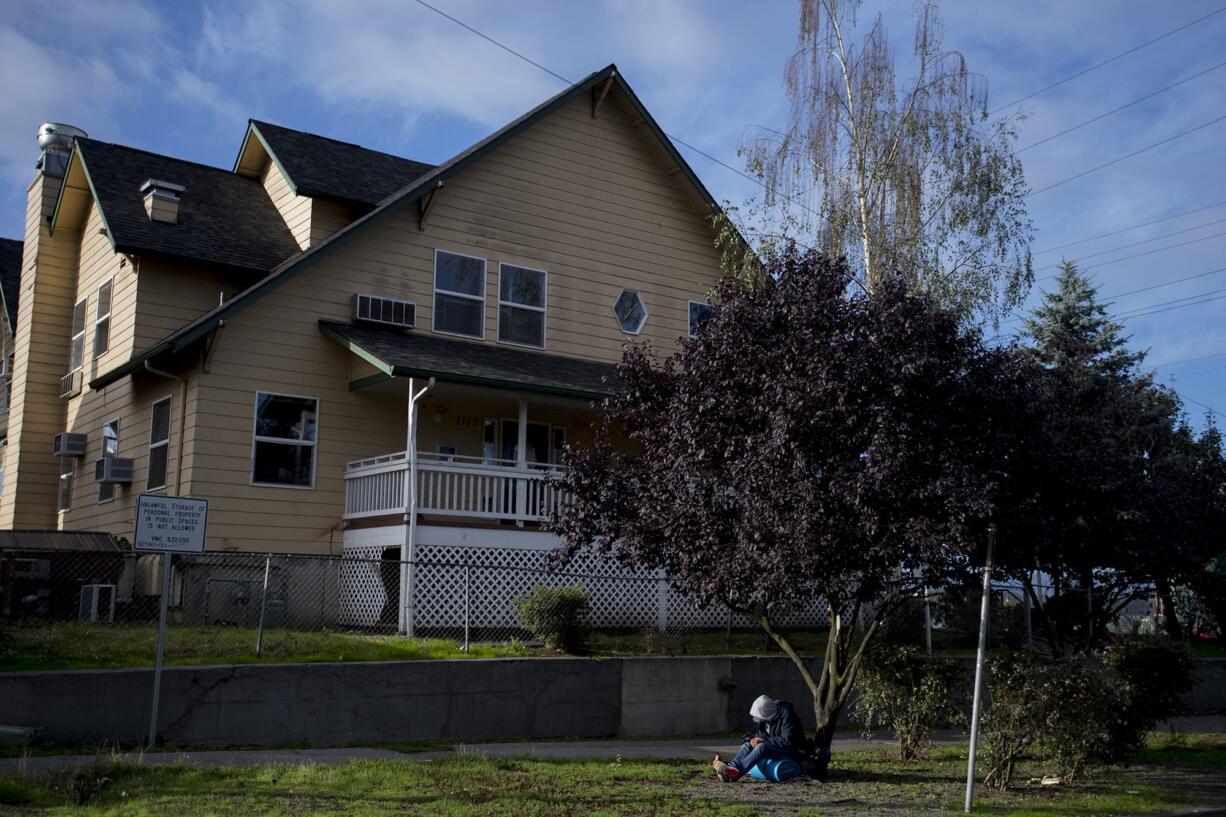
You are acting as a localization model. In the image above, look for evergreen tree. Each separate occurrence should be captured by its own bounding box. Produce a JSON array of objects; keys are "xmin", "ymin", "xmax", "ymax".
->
[{"xmin": 1021, "ymin": 260, "xmax": 1143, "ymax": 376}]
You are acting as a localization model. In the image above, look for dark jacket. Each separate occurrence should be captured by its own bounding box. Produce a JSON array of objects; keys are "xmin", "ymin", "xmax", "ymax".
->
[{"xmin": 754, "ymin": 700, "xmax": 807, "ymax": 752}]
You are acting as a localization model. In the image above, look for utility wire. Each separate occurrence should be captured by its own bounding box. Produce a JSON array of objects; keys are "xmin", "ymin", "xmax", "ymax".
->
[
  {"xmin": 1116, "ymin": 286, "xmax": 1226, "ymax": 319},
  {"xmin": 411, "ymin": 0, "xmax": 822, "ymax": 229},
  {"xmin": 1152, "ymin": 350, "xmax": 1226, "ymax": 368},
  {"xmin": 990, "ymin": 6, "xmax": 1226, "ymax": 114},
  {"xmin": 1034, "ymin": 217, "xmax": 1226, "ymax": 273},
  {"xmin": 1034, "ymin": 200, "xmax": 1226, "ymax": 254},
  {"xmin": 1027, "ymin": 113, "xmax": 1226, "ymax": 197},
  {"xmin": 1015, "ymin": 59, "xmax": 1226, "ymax": 154},
  {"xmin": 1105, "ymin": 265, "xmax": 1226, "ymax": 301}
]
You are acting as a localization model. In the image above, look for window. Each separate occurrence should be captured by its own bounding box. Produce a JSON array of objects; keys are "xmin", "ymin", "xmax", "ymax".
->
[
  {"xmin": 98, "ymin": 420, "xmax": 119, "ymax": 502},
  {"xmin": 613, "ymin": 289, "xmax": 647, "ymax": 334},
  {"xmin": 94, "ymin": 280, "xmax": 112, "ymax": 357},
  {"xmin": 57, "ymin": 457, "xmax": 72, "ymax": 513},
  {"xmin": 148, "ymin": 396, "xmax": 171, "ymax": 490},
  {"xmin": 688, "ymin": 300, "xmax": 714, "ymax": 338},
  {"xmin": 497, "ymin": 264, "xmax": 546, "ymax": 348},
  {"xmin": 68, "ymin": 298, "xmax": 87, "ymax": 372},
  {"xmin": 251, "ymin": 392, "xmax": 318, "ymax": 488},
  {"xmin": 433, "ymin": 250, "xmax": 486, "ymax": 338},
  {"xmin": 437, "ymin": 445, "xmax": 457, "ymax": 462}
]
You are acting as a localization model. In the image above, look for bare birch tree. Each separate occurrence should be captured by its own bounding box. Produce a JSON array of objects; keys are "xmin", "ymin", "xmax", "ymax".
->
[{"xmin": 745, "ymin": 0, "xmax": 1033, "ymax": 320}]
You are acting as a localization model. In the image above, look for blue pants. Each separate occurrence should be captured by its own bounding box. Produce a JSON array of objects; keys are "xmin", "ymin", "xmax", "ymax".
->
[{"xmin": 730, "ymin": 740, "xmax": 800, "ymax": 773}]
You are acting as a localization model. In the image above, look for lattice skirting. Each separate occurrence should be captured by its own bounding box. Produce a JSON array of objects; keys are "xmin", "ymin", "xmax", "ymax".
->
[{"xmin": 340, "ymin": 542, "xmax": 827, "ymax": 632}]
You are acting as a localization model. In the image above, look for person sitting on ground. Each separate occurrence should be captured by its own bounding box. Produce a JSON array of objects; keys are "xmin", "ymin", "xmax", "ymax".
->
[{"xmin": 712, "ymin": 694, "xmax": 808, "ymax": 782}]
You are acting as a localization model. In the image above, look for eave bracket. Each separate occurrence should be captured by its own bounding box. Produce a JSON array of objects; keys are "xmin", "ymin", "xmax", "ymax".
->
[
  {"xmin": 591, "ymin": 72, "xmax": 616, "ymax": 119},
  {"xmin": 418, "ymin": 181, "xmax": 445, "ymax": 230}
]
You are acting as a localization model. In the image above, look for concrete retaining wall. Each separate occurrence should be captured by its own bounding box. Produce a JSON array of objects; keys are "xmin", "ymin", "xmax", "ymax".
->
[{"xmin": 4, "ymin": 656, "xmax": 1223, "ymax": 748}]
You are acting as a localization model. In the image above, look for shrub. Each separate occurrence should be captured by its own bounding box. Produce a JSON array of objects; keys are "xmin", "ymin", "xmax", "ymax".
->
[
  {"xmin": 982, "ymin": 652, "xmax": 1049, "ymax": 789},
  {"xmin": 1106, "ymin": 636, "xmax": 1195, "ymax": 753},
  {"xmin": 851, "ymin": 645, "xmax": 969, "ymax": 760},
  {"xmin": 512, "ymin": 585, "xmax": 589, "ymax": 652},
  {"xmin": 983, "ymin": 651, "xmax": 1136, "ymax": 787}
]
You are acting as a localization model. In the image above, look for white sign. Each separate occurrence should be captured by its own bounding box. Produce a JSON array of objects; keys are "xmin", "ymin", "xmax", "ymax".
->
[{"xmin": 134, "ymin": 494, "xmax": 208, "ymax": 553}]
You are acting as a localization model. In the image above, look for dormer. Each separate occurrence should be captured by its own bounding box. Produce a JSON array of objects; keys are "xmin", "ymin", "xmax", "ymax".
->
[{"xmin": 234, "ymin": 120, "xmax": 434, "ymax": 250}]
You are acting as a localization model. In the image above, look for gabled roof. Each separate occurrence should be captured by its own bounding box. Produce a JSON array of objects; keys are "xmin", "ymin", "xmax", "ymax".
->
[
  {"xmin": 239, "ymin": 121, "xmax": 435, "ymax": 206},
  {"xmin": 0, "ymin": 237, "xmax": 22, "ymax": 329},
  {"xmin": 90, "ymin": 64, "xmax": 725, "ymax": 391},
  {"xmin": 321, "ymin": 321, "xmax": 617, "ymax": 400},
  {"xmin": 61, "ymin": 138, "xmax": 300, "ymax": 274}
]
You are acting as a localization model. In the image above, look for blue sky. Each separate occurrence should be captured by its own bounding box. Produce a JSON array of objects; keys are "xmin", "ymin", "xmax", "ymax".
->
[{"xmin": 1, "ymin": 0, "xmax": 1223, "ymax": 426}]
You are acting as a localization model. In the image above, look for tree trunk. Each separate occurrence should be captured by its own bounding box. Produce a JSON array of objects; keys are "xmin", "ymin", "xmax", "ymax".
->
[{"xmin": 1156, "ymin": 577, "xmax": 1183, "ymax": 640}]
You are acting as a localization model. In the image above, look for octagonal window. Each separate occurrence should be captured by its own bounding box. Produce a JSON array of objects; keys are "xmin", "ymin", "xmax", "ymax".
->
[{"xmin": 613, "ymin": 289, "xmax": 647, "ymax": 334}]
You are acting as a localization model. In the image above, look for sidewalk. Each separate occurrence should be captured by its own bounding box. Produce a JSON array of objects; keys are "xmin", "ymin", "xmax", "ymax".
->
[{"xmin": 3, "ymin": 716, "xmax": 1220, "ymax": 779}]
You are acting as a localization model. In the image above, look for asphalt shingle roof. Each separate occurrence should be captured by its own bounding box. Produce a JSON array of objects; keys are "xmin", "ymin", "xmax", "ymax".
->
[
  {"xmin": 320, "ymin": 320, "xmax": 618, "ymax": 400},
  {"xmin": 0, "ymin": 237, "xmax": 21, "ymax": 329},
  {"xmin": 252, "ymin": 121, "xmax": 435, "ymax": 206},
  {"xmin": 74, "ymin": 138, "xmax": 301, "ymax": 274}
]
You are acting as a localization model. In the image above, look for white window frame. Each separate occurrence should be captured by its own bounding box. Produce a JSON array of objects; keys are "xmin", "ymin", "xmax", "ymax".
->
[
  {"xmin": 147, "ymin": 395, "xmax": 172, "ymax": 492},
  {"xmin": 688, "ymin": 299, "xmax": 715, "ymax": 339},
  {"xmin": 613, "ymin": 289, "xmax": 648, "ymax": 335},
  {"xmin": 98, "ymin": 417, "xmax": 120, "ymax": 503},
  {"xmin": 94, "ymin": 278, "xmax": 113, "ymax": 358},
  {"xmin": 250, "ymin": 391, "xmax": 319, "ymax": 490},
  {"xmin": 437, "ymin": 445, "xmax": 457, "ymax": 462},
  {"xmin": 432, "ymin": 249, "xmax": 487, "ymax": 340},
  {"xmin": 68, "ymin": 297, "xmax": 87, "ymax": 372},
  {"xmin": 496, "ymin": 263, "xmax": 547, "ymax": 349}
]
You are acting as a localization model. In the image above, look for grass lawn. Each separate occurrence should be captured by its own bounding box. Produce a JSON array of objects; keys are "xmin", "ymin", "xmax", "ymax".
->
[
  {"xmin": 0, "ymin": 623, "xmax": 836, "ymax": 672},
  {"xmin": 0, "ymin": 623, "xmax": 534, "ymax": 672},
  {"xmin": 2, "ymin": 735, "xmax": 1222, "ymax": 816}
]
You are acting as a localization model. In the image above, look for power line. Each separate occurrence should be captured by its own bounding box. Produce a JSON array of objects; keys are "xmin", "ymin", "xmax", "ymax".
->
[
  {"xmin": 1105, "ymin": 265, "xmax": 1226, "ymax": 301},
  {"xmin": 1120, "ymin": 290, "xmax": 1226, "ymax": 320},
  {"xmin": 1152, "ymin": 350, "xmax": 1226, "ymax": 368},
  {"xmin": 1034, "ymin": 200, "xmax": 1226, "ymax": 254},
  {"xmin": 410, "ymin": 0, "xmax": 822, "ymax": 229},
  {"xmin": 1035, "ymin": 217, "xmax": 1226, "ymax": 273},
  {"xmin": 1179, "ymin": 392, "xmax": 1224, "ymax": 420},
  {"xmin": 1027, "ymin": 113, "xmax": 1226, "ymax": 197},
  {"xmin": 1014, "ymin": 59, "xmax": 1226, "ymax": 154},
  {"xmin": 990, "ymin": 6, "xmax": 1226, "ymax": 114}
]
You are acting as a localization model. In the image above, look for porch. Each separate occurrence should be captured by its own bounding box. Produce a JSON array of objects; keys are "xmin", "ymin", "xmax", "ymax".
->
[{"xmin": 344, "ymin": 451, "xmax": 567, "ymax": 525}]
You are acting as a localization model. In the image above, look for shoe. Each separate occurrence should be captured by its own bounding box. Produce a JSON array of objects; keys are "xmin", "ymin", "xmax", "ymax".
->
[{"xmin": 712, "ymin": 756, "xmax": 741, "ymax": 782}]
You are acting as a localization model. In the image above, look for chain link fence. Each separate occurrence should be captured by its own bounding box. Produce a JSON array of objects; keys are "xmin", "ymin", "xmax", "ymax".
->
[{"xmin": 0, "ymin": 545, "xmax": 1163, "ymax": 670}]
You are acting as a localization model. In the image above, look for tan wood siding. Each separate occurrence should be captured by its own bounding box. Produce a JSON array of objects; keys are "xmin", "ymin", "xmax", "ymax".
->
[
  {"xmin": 262, "ymin": 160, "xmax": 312, "ymax": 250},
  {"xmin": 180, "ymin": 94, "xmax": 721, "ymax": 553}
]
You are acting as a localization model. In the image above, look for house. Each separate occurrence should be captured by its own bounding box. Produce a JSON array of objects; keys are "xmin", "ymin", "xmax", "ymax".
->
[
  {"xmin": 0, "ymin": 65, "xmax": 727, "ymax": 619},
  {"xmin": 0, "ymin": 237, "xmax": 21, "ymax": 471}
]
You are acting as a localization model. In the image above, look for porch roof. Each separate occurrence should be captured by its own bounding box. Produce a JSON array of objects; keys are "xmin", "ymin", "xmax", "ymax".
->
[{"xmin": 319, "ymin": 320, "xmax": 618, "ymax": 401}]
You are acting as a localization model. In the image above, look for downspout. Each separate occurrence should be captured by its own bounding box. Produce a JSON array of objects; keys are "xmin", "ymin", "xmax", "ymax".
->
[{"xmin": 143, "ymin": 361, "xmax": 188, "ymax": 496}]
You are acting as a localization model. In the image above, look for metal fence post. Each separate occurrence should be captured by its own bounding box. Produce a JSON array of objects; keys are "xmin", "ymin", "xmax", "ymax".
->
[
  {"xmin": 462, "ymin": 557, "xmax": 471, "ymax": 652},
  {"xmin": 923, "ymin": 585, "xmax": 933, "ymax": 655},
  {"xmin": 147, "ymin": 551, "xmax": 172, "ymax": 749},
  {"xmin": 964, "ymin": 523, "xmax": 996, "ymax": 813},
  {"xmin": 255, "ymin": 553, "xmax": 271, "ymax": 656}
]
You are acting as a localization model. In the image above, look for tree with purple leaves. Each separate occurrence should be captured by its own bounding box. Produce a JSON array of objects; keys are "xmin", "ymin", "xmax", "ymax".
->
[{"xmin": 549, "ymin": 248, "xmax": 1024, "ymax": 767}]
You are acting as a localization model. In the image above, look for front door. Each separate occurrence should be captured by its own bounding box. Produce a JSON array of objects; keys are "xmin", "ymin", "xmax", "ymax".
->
[{"xmin": 500, "ymin": 420, "xmax": 550, "ymax": 467}]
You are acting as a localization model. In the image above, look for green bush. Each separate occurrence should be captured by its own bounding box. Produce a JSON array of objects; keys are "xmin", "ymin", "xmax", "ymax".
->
[
  {"xmin": 512, "ymin": 585, "xmax": 590, "ymax": 653},
  {"xmin": 983, "ymin": 651, "xmax": 1135, "ymax": 787},
  {"xmin": 851, "ymin": 645, "xmax": 969, "ymax": 760},
  {"xmin": 1107, "ymin": 636, "xmax": 1195, "ymax": 753}
]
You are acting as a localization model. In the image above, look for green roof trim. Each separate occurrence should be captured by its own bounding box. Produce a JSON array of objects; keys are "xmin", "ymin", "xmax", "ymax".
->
[
  {"xmin": 233, "ymin": 121, "xmax": 300, "ymax": 196},
  {"xmin": 47, "ymin": 145, "xmax": 118, "ymax": 251},
  {"xmin": 348, "ymin": 372, "xmax": 395, "ymax": 391},
  {"xmin": 90, "ymin": 63, "xmax": 730, "ymax": 391}
]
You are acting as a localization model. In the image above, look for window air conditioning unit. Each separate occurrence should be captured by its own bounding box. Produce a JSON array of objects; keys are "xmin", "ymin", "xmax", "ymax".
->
[
  {"xmin": 95, "ymin": 457, "xmax": 134, "ymax": 484},
  {"xmin": 59, "ymin": 370, "xmax": 82, "ymax": 399},
  {"xmin": 354, "ymin": 293, "xmax": 415, "ymax": 329},
  {"xmin": 53, "ymin": 431, "xmax": 88, "ymax": 458},
  {"xmin": 79, "ymin": 584, "xmax": 116, "ymax": 623}
]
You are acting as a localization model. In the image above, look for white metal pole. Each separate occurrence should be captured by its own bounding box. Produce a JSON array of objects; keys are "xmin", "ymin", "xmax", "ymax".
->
[
  {"xmin": 401, "ymin": 377, "xmax": 433, "ymax": 637},
  {"xmin": 965, "ymin": 523, "xmax": 997, "ymax": 813},
  {"xmin": 148, "ymin": 550, "xmax": 172, "ymax": 748},
  {"xmin": 923, "ymin": 584, "xmax": 933, "ymax": 655},
  {"xmin": 515, "ymin": 399, "xmax": 528, "ymax": 528},
  {"xmin": 255, "ymin": 553, "xmax": 271, "ymax": 655}
]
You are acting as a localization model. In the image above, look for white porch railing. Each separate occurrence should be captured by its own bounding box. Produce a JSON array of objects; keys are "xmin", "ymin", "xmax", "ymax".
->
[{"xmin": 344, "ymin": 451, "xmax": 567, "ymax": 524}]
